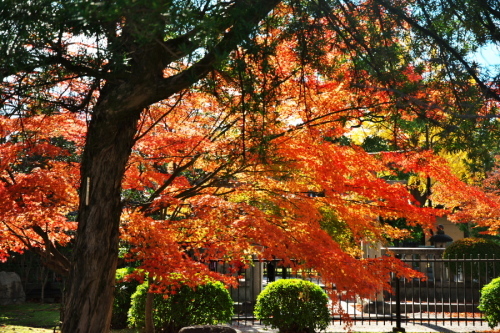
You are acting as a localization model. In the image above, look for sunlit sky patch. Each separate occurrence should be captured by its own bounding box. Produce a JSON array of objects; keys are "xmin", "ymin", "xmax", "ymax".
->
[{"xmin": 476, "ymin": 43, "xmax": 500, "ymax": 68}]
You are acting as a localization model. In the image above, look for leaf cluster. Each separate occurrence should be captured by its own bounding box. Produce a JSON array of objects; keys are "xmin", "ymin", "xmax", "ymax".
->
[
  {"xmin": 254, "ymin": 279, "xmax": 330, "ymax": 333},
  {"xmin": 443, "ymin": 237, "xmax": 500, "ymax": 280},
  {"xmin": 479, "ymin": 276, "xmax": 500, "ymax": 329},
  {"xmin": 112, "ymin": 267, "xmax": 140, "ymax": 330},
  {"xmin": 128, "ymin": 279, "xmax": 233, "ymax": 333}
]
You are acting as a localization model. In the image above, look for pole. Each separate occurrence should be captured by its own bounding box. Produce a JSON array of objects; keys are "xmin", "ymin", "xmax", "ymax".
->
[{"xmin": 393, "ymin": 254, "xmax": 405, "ymax": 333}]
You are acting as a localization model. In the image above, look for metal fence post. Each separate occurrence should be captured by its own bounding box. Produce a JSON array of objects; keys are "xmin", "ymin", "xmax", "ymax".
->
[{"xmin": 393, "ymin": 254, "xmax": 405, "ymax": 333}]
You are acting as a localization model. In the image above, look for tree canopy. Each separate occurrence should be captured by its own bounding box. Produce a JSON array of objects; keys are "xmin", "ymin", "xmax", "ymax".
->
[{"xmin": 1, "ymin": 0, "xmax": 500, "ymax": 331}]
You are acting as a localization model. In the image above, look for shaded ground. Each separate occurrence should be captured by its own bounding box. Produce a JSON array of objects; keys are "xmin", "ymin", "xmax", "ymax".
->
[
  {"xmin": 0, "ymin": 303, "xmax": 139, "ymax": 332},
  {"xmin": 0, "ymin": 302, "xmax": 60, "ymax": 329},
  {"xmin": 0, "ymin": 326, "xmax": 57, "ymax": 333}
]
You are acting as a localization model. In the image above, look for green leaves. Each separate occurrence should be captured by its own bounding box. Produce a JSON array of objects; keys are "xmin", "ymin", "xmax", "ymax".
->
[
  {"xmin": 128, "ymin": 280, "xmax": 234, "ymax": 331},
  {"xmin": 443, "ymin": 238, "xmax": 500, "ymax": 281},
  {"xmin": 255, "ymin": 279, "xmax": 330, "ymax": 333},
  {"xmin": 479, "ymin": 277, "xmax": 500, "ymax": 329}
]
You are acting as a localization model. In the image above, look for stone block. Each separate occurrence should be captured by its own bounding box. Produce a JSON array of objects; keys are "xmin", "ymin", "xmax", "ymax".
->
[
  {"xmin": 0, "ymin": 271, "xmax": 25, "ymax": 305},
  {"xmin": 179, "ymin": 325, "xmax": 237, "ymax": 333}
]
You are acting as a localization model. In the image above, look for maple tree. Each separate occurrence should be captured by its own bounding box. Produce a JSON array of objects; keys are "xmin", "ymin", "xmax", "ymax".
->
[
  {"xmin": 1, "ymin": 1, "xmax": 500, "ymax": 332},
  {"xmin": 0, "ymin": 114, "xmax": 83, "ymax": 273},
  {"xmin": 445, "ymin": 156, "xmax": 500, "ymax": 235}
]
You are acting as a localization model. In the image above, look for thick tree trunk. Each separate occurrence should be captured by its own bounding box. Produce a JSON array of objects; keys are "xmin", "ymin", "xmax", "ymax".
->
[{"xmin": 61, "ymin": 83, "xmax": 145, "ymax": 332}]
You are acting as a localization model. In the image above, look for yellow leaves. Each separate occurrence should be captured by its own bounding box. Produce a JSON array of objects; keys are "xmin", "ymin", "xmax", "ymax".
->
[{"xmin": 440, "ymin": 150, "xmax": 476, "ymax": 182}]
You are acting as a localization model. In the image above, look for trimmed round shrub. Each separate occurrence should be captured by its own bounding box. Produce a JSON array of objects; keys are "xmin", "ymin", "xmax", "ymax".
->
[
  {"xmin": 254, "ymin": 279, "xmax": 330, "ymax": 333},
  {"xmin": 479, "ymin": 277, "xmax": 500, "ymax": 329},
  {"xmin": 128, "ymin": 280, "xmax": 234, "ymax": 333},
  {"xmin": 111, "ymin": 267, "xmax": 139, "ymax": 329},
  {"xmin": 443, "ymin": 238, "xmax": 500, "ymax": 281}
]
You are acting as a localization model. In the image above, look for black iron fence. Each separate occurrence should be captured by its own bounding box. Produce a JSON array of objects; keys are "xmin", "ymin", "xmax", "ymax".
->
[{"xmin": 225, "ymin": 255, "xmax": 500, "ymax": 328}]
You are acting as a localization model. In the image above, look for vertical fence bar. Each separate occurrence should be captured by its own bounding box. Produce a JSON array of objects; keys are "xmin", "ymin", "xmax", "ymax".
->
[
  {"xmin": 471, "ymin": 254, "xmax": 476, "ymax": 327},
  {"xmin": 340, "ymin": 292, "xmax": 343, "ymax": 326},
  {"xmin": 442, "ymin": 256, "xmax": 445, "ymax": 322},
  {"xmin": 442, "ymin": 254, "xmax": 446, "ymax": 325},
  {"xmin": 412, "ymin": 262, "xmax": 421, "ymax": 323},
  {"xmin": 425, "ymin": 254, "xmax": 431, "ymax": 325},
  {"xmin": 476, "ymin": 254, "xmax": 483, "ymax": 327},
  {"xmin": 375, "ymin": 291, "xmax": 387, "ymax": 325},
  {"xmin": 332, "ymin": 284, "xmax": 337, "ymax": 326},
  {"xmin": 429, "ymin": 254, "xmax": 435, "ymax": 325},
  {"xmin": 431, "ymin": 254, "xmax": 436, "ymax": 325},
  {"xmin": 484, "ymin": 255, "xmax": 488, "ymax": 285},
  {"xmin": 455, "ymin": 255, "xmax": 460, "ymax": 325},
  {"xmin": 393, "ymin": 270, "xmax": 405, "ymax": 333},
  {"xmin": 492, "ymin": 254, "xmax": 497, "ymax": 288},
  {"xmin": 446, "ymin": 256, "xmax": 451, "ymax": 325},
  {"xmin": 389, "ymin": 275, "xmax": 393, "ymax": 326},
  {"xmin": 403, "ymin": 273, "xmax": 408, "ymax": 324},
  {"xmin": 418, "ymin": 271, "xmax": 423, "ymax": 325},
  {"xmin": 475, "ymin": 254, "xmax": 480, "ymax": 328},
  {"xmin": 463, "ymin": 254, "xmax": 467, "ymax": 324},
  {"xmin": 359, "ymin": 290, "xmax": 364, "ymax": 324},
  {"xmin": 252, "ymin": 263, "xmax": 256, "ymax": 324}
]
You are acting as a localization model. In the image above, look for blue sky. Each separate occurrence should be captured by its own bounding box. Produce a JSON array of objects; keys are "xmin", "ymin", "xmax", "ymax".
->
[{"xmin": 476, "ymin": 43, "xmax": 500, "ymax": 68}]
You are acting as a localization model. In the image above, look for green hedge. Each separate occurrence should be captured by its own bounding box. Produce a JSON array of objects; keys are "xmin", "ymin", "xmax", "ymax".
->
[
  {"xmin": 443, "ymin": 238, "xmax": 500, "ymax": 280},
  {"xmin": 479, "ymin": 277, "xmax": 500, "ymax": 329},
  {"xmin": 254, "ymin": 279, "xmax": 330, "ymax": 333},
  {"xmin": 112, "ymin": 267, "xmax": 139, "ymax": 329},
  {"xmin": 128, "ymin": 280, "xmax": 234, "ymax": 333}
]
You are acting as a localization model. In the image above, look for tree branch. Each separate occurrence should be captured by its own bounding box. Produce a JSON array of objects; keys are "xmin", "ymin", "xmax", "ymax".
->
[
  {"xmin": 152, "ymin": 0, "xmax": 282, "ymax": 103},
  {"xmin": 32, "ymin": 225, "xmax": 71, "ymax": 276},
  {"xmin": 373, "ymin": 0, "xmax": 500, "ymax": 102}
]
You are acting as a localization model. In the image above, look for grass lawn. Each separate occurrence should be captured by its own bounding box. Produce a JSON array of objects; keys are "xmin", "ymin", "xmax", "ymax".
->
[
  {"xmin": 0, "ymin": 302, "xmax": 139, "ymax": 332},
  {"xmin": 0, "ymin": 326, "xmax": 56, "ymax": 333},
  {"xmin": 0, "ymin": 302, "xmax": 60, "ymax": 330}
]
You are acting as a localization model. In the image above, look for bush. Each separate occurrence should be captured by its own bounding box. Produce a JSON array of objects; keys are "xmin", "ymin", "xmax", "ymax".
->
[
  {"xmin": 443, "ymin": 237, "xmax": 500, "ymax": 281},
  {"xmin": 254, "ymin": 279, "xmax": 330, "ymax": 333},
  {"xmin": 479, "ymin": 277, "xmax": 500, "ymax": 328},
  {"xmin": 112, "ymin": 267, "xmax": 139, "ymax": 329},
  {"xmin": 128, "ymin": 280, "xmax": 234, "ymax": 333}
]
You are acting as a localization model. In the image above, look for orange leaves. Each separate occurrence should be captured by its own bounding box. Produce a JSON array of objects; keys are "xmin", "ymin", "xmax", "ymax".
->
[
  {"xmin": 0, "ymin": 112, "xmax": 81, "ymax": 261},
  {"xmin": 0, "ymin": 162, "xmax": 79, "ymax": 260},
  {"xmin": 112, "ymin": 64, "xmax": 473, "ymax": 295},
  {"xmin": 120, "ymin": 208, "xmax": 240, "ymax": 289},
  {"xmin": 0, "ymin": 113, "xmax": 86, "ymax": 144},
  {"xmin": 440, "ymin": 157, "xmax": 500, "ymax": 234},
  {"xmin": 271, "ymin": 135, "xmax": 437, "ymax": 230},
  {"xmin": 381, "ymin": 150, "xmax": 500, "ymax": 232}
]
